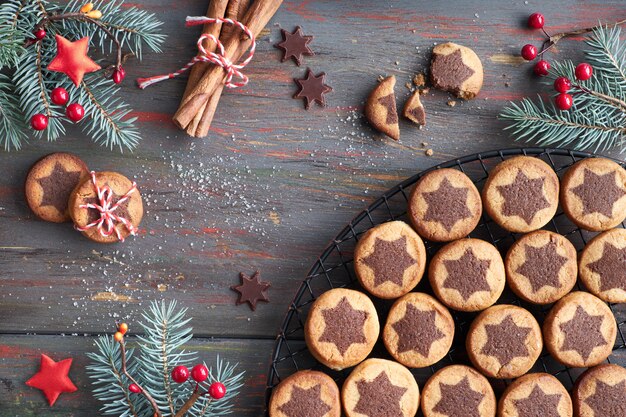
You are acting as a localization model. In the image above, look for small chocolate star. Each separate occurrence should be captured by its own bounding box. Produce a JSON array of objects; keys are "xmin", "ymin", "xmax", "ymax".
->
[
  {"xmin": 559, "ymin": 305, "xmax": 608, "ymax": 361},
  {"xmin": 293, "ymin": 69, "xmax": 332, "ymax": 110},
  {"xmin": 37, "ymin": 162, "xmax": 82, "ymax": 213},
  {"xmin": 571, "ymin": 169, "xmax": 626, "ymax": 217},
  {"xmin": 275, "ymin": 26, "xmax": 314, "ymax": 66},
  {"xmin": 481, "ymin": 315, "xmax": 532, "ymax": 366},
  {"xmin": 513, "ymin": 385, "xmax": 562, "ymax": 417},
  {"xmin": 496, "ymin": 171, "xmax": 550, "ymax": 225},
  {"xmin": 585, "ymin": 379, "xmax": 626, "ymax": 417},
  {"xmin": 318, "ymin": 296, "xmax": 369, "ymax": 356},
  {"xmin": 362, "ymin": 236, "xmax": 417, "ymax": 287},
  {"xmin": 353, "ymin": 372, "xmax": 407, "ymax": 416},
  {"xmin": 433, "ymin": 376, "xmax": 484, "ymax": 417},
  {"xmin": 516, "ymin": 241, "xmax": 568, "ymax": 293},
  {"xmin": 422, "ymin": 177, "xmax": 472, "ymax": 232},
  {"xmin": 230, "ymin": 271, "xmax": 270, "ymax": 311},
  {"xmin": 278, "ymin": 384, "xmax": 332, "ymax": 417},
  {"xmin": 587, "ymin": 243, "xmax": 626, "ymax": 293}
]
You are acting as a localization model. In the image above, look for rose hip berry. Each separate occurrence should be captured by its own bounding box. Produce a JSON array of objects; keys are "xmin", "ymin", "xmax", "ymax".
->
[
  {"xmin": 575, "ymin": 63, "xmax": 593, "ymax": 81},
  {"xmin": 528, "ymin": 13, "xmax": 545, "ymax": 29},
  {"xmin": 534, "ymin": 60, "xmax": 550, "ymax": 76},
  {"xmin": 553, "ymin": 77, "xmax": 571, "ymax": 93},
  {"xmin": 555, "ymin": 93, "xmax": 573, "ymax": 110},
  {"xmin": 521, "ymin": 44, "xmax": 538, "ymax": 61}
]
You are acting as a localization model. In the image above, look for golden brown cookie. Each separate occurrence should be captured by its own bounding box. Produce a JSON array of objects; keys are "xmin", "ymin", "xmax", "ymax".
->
[
  {"xmin": 354, "ymin": 221, "xmax": 427, "ymax": 299},
  {"xmin": 467, "ymin": 305, "xmax": 543, "ymax": 379},
  {"xmin": 543, "ymin": 291, "xmax": 616, "ymax": 368},
  {"xmin": 421, "ymin": 365, "xmax": 496, "ymax": 417},
  {"xmin": 561, "ymin": 158, "xmax": 626, "ymax": 232},
  {"xmin": 403, "ymin": 90, "xmax": 426, "ymax": 126},
  {"xmin": 429, "ymin": 238, "xmax": 505, "ymax": 312},
  {"xmin": 505, "ymin": 230, "xmax": 577, "ymax": 304},
  {"xmin": 430, "ymin": 42, "xmax": 483, "ymax": 100},
  {"xmin": 342, "ymin": 358, "xmax": 419, "ymax": 417},
  {"xmin": 25, "ymin": 153, "xmax": 89, "ymax": 223},
  {"xmin": 383, "ymin": 292, "xmax": 454, "ymax": 368},
  {"xmin": 304, "ymin": 288, "xmax": 379, "ymax": 370},
  {"xmin": 482, "ymin": 156, "xmax": 559, "ymax": 233},
  {"xmin": 499, "ymin": 373, "xmax": 573, "ymax": 417},
  {"xmin": 579, "ymin": 228, "xmax": 626, "ymax": 303},
  {"xmin": 365, "ymin": 75, "xmax": 399, "ymax": 140},
  {"xmin": 68, "ymin": 171, "xmax": 143, "ymax": 243},
  {"xmin": 269, "ymin": 370, "xmax": 341, "ymax": 417},
  {"xmin": 573, "ymin": 364, "xmax": 626, "ymax": 417},
  {"xmin": 409, "ymin": 168, "xmax": 482, "ymax": 242}
]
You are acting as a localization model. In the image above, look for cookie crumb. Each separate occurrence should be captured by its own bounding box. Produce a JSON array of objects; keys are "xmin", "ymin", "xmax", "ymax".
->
[
  {"xmin": 405, "ymin": 82, "xmax": 412, "ymax": 90},
  {"xmin": 425, "ymin": 149, "xmax": 434, "ymax": 156},
  {"xmin": 447, "ymin": 100, "xmax": 457, "ymax": 107},
  {"xmin": 377, "ymin": 75, "xmax": 385, "ymax": 82},
  {"xmin": 421, "ymin": 142, "xmax": 428, "ymax": 147},
  {"xmin": 412, "ymin": 73, "xmax": 426, "ymax": 87},
  {"xmin": 420, "ymin": 88, "xmax": 430, "ymax": 95}
]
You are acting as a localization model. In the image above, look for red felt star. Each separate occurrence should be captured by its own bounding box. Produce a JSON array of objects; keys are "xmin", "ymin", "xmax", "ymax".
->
[
  {"xmin": 47, "ymin": 35, "xmax": 101, "ymax": 86},
  {"xmin": 26, "ymin": 354, "xmax": 78, "ymax": 406}
]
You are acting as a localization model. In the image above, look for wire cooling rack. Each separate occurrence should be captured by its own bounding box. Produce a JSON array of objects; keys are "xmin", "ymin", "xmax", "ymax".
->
[{"xmin": 265, "ymin": 148, "xmax": 626, "ymax": 414}]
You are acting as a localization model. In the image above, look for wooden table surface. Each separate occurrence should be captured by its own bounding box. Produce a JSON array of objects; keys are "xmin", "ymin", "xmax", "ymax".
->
[{"xmin": 1, "ymin": 0, "xmax": 625, "ymax": 415}]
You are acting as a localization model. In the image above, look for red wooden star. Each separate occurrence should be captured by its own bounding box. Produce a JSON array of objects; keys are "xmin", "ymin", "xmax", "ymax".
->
[
  {"xmin": 26, "ymin": 354, "xmax": 78, "ymax": 406},
  {"xmin": 47, "ymin": 34, "xmax": 101, "ymax": 86}
]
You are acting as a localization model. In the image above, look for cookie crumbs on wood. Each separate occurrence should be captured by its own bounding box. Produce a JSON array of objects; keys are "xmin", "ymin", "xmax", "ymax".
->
[
  {"xmin": 425, "ymin": 149, "xmax": 434, "ymax": 156},
  {"xmin": 447, "ymin": 100, "xmax": 456, "ymax": 107},
  {"xmin": 412, "ymin": 73, "xmax": 426, "ymax": 87}
]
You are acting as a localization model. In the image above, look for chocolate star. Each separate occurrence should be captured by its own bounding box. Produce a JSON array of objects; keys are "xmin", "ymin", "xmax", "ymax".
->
[
  {"xmin": 496, "ymin": 171, "xmax": 550, "ymax": 225},
  {"xmin": 37, "ymin": 162, "xmax": 82, "ymax": 213},
  {"xmin": 433, "ymin": 376, "xmax": 484, "ymax": 417},
  {"xmin": 571, "ymin": 169, "xmax": 626, "ymax": 217},
  {"xmin": 431, "ymin": 49, "xmax": 475, "ymax": 91},
  {"xmin": 319, "ymin": 297, "xmax": 368, "ymax": 355},
  {"xmin": 585, "ymin": 380, "xmax": 626, "ymax": 417},
  {"xmin": 293, "ymin": 69, "xmax": 332, "ymax": 110},
  {"xmin": 377, "ymin": 93, "xmax": 398, "ymax": 125},
  {"xmin": 362, "ymin": 236, "xmax": 417, "ymax": 287},
  {"xmin": 275, "ymin": 26, "xmax": 314, "ymax": 66},
  {"xmin": 391, "ymin": 304, "xmax": 445, "ymax": 356},
  {"xmin": 442, "ymin": 248, "xmax": 491, "ymax": 300},
  {"xmin": 516, "ymin": 241, "xmax": 568, "ymax": 293},
  {"xmin": 230, "ymin": 271, "xmax": 270, "ymax": 311},
  {"xmin": 587, "ymin": 243, "xmax": 626, "ymax": 293},
  {"xmin": 559, "ymin": 305, "xmax": 608, "ymax": 361},
  {"xmin": 513, "ymin": 385, "xmax": 562, "ymax": 417},
  {"xmin": 353, "ymin": 372, "xmax": 407, "ymax": 416},
  {"xmin": 422, "ymin": 177, "xmax": 472, "ymax": 232},
  {"xmin": 278, "ymin": 384, "xmax": 332, "ymax": 417},
  {"xmin": 481, "ymin": 315, "xmax": 532, "ymax": 366}
]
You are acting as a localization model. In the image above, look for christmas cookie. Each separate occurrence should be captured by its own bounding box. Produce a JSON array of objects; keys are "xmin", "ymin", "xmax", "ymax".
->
[
  {"xmin": 430, "ymin": 42, "xmax": 483, "ymax": 100},
  {"xmin": 365, "ymin": 75, "xmax": 399, "ymax": 140},
  {"xmin": 543, "ymin": 291, "xmax": 617, "ymax": 368},
  {"xmin": 68, "ymin": 171, "xmax": 143, "ymax": 243},
  {"xmin": 573, "ymin": 364, "xmax": 626, "ymax": 417},
  {"xmin": 403, "ymin": 90, "xmax": 426, "ymax": 126},
  {"xmin": 482, "ymin": 156, "xmax": 559, "ymax": 233},
  {"xmin": 304, "ymin": 288, "xmax": 379, "ymax": 370},
  {"xmin": 467, "ymin": 305, "xmax": 543, "ymax": 379},
  {"xmin": 429, "ymin": 238, "xmax": 505, "ymax": 312},
  {"xmin": 579, "ymin": 228, "xmax": 626, "ymax": 303},
  {"xmin": 342, "ymin": 358, "xmax": 419, "ymax": 417},
  {"xmin": 269, "ymin": 370, "xmax": 340, "ymax": 417},
  {"xmin": 408, "ymin": 168, "xmax": 482, "ymax": 242},
  {"xmin": 505, "ymin": 230, "xmax": 577, "ymax": 304},
  {"xmin": 498, "ymin": 373, "xmax": 573, "ymax": 417},
  {"xmin": 561, "ymin": 157, "xmax": 626, "ymax": 231},
  {"xmin": 25, "ymin": 153, "xmax": 89, "ymax": 223},
  {"xmin": 354, "ymin": 221, "xmax": 427, "ymax": 299},
  {"xmin": 383, "ymin": 292, "xmax": 454, "ymax": 368},
  {"xmin": 421, "ymin": 365, "xmax": 496, "ymax": 417}
]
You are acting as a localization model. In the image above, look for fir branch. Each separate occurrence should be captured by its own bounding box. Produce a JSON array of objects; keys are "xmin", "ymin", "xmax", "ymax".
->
[
  {"xmin": 0, "ymin": 74, "xmax": 28, "ymax": 150},
  {"xmin": 0, "ymin": 0, "xmax": 29, "ymax": 68}
]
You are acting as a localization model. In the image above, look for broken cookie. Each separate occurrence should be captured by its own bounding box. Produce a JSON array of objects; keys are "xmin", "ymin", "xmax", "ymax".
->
[
  {"xmin": 430, "ymin": 42, "xmax": 483, "ymax": 100},
  {"xmin": 403, "ymin": 90, "xmax": 425, "ymax": 126},
  {"xmin": 365, "ymin": 75, "xmax": 400, "ymax": 140}
]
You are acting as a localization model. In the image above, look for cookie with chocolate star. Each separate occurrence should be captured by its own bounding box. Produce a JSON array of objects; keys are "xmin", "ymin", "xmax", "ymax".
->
[
  {"xmin": 579, "ymin": 228, "xmax": 626, "ymax": 303},
  {"xmin": 499, "ymin": 373, "xmax": 573, "ymax": 417},
  {"xmin": 365, "ymin": 75, "xmax": 400, "ymax": 140},
  {"xmin": 573, "ymin": 364, "xmax": 626, "ymax": 417},
  {"xmin": 269, "ymin": 370, "xmax": 340, "ymax": 417},
  {"xmin": 430, "ymin": 42, "xmax": 483, "ymax": 100}
]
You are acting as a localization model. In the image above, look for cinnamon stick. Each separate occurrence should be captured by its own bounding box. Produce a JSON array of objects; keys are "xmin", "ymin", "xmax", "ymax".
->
[{"xmin": 173, "ymin": 0, "xmax": 283, "ymax": 131}]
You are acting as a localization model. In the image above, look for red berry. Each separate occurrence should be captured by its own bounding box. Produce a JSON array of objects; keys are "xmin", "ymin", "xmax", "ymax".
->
[
  {"xmin": 112, "ymin": 67, "xmax": 126, "ymax": 84},
  {"xmin": 66, "ymin": 103, "xmax": 85, "ymax": 122},
  {"xmin": 534, "ymin": 60, "xmax": 550, "ymax": 76},
  {"xmin": 191, "ymin": 364, "xmax": 208, "ymax": 383},
  {"xmin": 128, "ymin": 383, "xmax": 141, "ymax": 393},
  {"xmin": 575, "ymin": 63, "xmax": 593, "ymax": 81},
  {"xmin": 171, "ymin": 366, "xmax": 190, "ymax": 383},
  {"xmin": 208, "ymin": 382, "xmax": 226, "ymax": 400},
  {"xmin": 34, "ymin": 29, "xmax": 46, "ymax": 40},
  {"xmin": 30, "ymin": 114, "xmax": 48, "ymax": 131},
  {"xmin": 50, "ymin": 87, "xmax": 69, "ymax": 105},
  {"xmin": 553, "ymin": 77, "xmax": 571, "ymax": 93},
  {"xmin": 555, "ymin": 93, "xmax": 573, "ymax": 110},
  {"xmin": 528, "ymin": 12, "xmax": 545, "ymax": 29},
  {"xmin": 521, "ymin": 44, "xmax": 538, "ymax": 61}
]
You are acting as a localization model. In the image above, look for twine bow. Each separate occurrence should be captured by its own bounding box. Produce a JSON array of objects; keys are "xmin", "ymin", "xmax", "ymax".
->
[
  {"xmin": 136, "ymin": 16, "xmax": 256, "ymax": 89},
  {"xmin": 75, "ymin": 171, "xmax": 138, "ymax": 242}
]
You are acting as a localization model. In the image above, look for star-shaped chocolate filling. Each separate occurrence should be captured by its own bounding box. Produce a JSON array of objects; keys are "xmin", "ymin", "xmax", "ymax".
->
[
  {"xmin": 431, "ymin": 49, "xmax": 475, "ymax": 92},
  {"xmin": 571, "ymin": 168, "xmax": 626, "ymax": 217},
  {"xmin": 318, "ymin": 297, "xmax": 368, "ymax": 356},
  {"xmin": 442, "ymin": 248, "xmax": 491, "ymax": 300},
  {"xmin": 230, "ymin": 271, "xmax": 270, "ymax": 311},
  {"xmin": 353, "ymin": 371, "xmax": 407, "ymax": 416},
  {"xmin": 37, "ymin": 162, "xmax": 82, "ymax": 213},
  {"xmin": 559, "ymin": 305, "xmax": 608, "ymax": 361},
  {"xmin": 278, "ymin": 384, "xmax": 332, "ymax": 417},
  {"xmin": 480, "ymin": 315, "xmax": 532, "ymax": 367},
  {"xmin": 496, "ymin": 171, "xmax": 550, "ymax": 225},
  {"xmin": 513, "ymin": 385, "xmax": 562, "ymax": 417},
  {"xmin": 587, "ymin": 243, "xmax": 626, "ymax": 293},
  {"xmin": 362, "ymin": 236, "xmax": 417, "ymax": 287},
  {"xmin": 516, "ymin": 241, "xmax": 568, "ymax": 293},
  {"xmin": 275, "ymin": 26, "xmax": 314, "ymax": 66},
  {"xmin": 293, "ymin": 69, "xmax": 332, "ymax": 110},
  {"xmin": 422, "ymin": 177, "xmax": 472, "ymax": 232},
  {"xmin": 433, "ymin": 376, "xmax": 484, "ymax": 417},
  {"xmin": 585, "ymin": 379, "xmax": 626, "ymax": 417},
  {"xmin": 391, "ymin": 304, "xmax": 445, "ymax": 356}
]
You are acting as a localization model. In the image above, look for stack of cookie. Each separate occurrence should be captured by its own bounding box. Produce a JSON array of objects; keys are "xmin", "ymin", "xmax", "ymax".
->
[
  {"xmin": 24, "ymin": 153, "xmax": 143, "ymax": 243},
  {"xmin": 269, "ymin": 155, "xmax": 626, "ymax": 417}
]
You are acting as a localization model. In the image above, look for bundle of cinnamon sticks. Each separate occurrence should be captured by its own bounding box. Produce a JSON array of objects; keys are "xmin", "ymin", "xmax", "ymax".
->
[{"xmin": 173, "ymin": 0, "xmax": 283, "ymax": 138}]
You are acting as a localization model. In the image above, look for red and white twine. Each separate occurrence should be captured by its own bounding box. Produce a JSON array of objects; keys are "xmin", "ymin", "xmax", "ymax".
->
[
  {"xmin": 136, "ymin": 16, "xmax": 256, "ymax": 89},
  {"xmin": 75, "ymin": 171, "xmax": 138, "ymax": 242}
]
